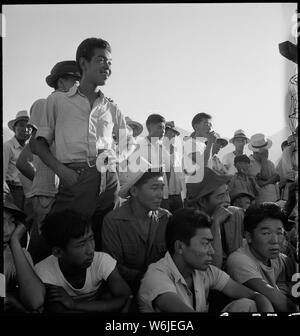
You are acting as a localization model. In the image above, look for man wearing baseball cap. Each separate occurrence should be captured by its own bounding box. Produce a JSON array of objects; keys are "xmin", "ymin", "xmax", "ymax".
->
[
  {"xmin": 4, "ymin": 110, "xmax": 31, "ymax": 211},
  {"xmin": 222, "ymin": 129, "xmax": 250, "ymax": 175},
  {"xmin": 228, "ymin": 154, "xmax": 261, "ymax": 202}
]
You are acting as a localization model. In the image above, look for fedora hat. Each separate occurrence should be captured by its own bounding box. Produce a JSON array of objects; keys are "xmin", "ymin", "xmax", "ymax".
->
[
  {"xmin": 248, "ymin": 133, "xmax": 272, "ymax": 152},
  {"xmin": 229, "ymin": 129, "xmax": 250, "ymax": 144},
  {"xmin": 230, "ymin": 189, "xmax": 255, "ymax": 203},
  {"xmin": 215, "ymin": 133, "xmax": 228, "ymax": 148},
  {"xmin": 8, "ymin": 110, "xmax": 29, "ymax": 131},
  {"xmin": 166, "ymin": 121, "xmax": 180, "ymax": 136},
  {"xmin": 119, "ymin": 158, "xmax": 163, "ymax": 199},
  {"xmin": 125, "ymin": 117, "xmax": 143, "ymax": 137},
  {"xmin": 186, "ymin": 167, "xmax": 231, "ymax": 203},
  {"xmin": 46, "ymin": 60, "xmax": 81, "ymax": 88}
]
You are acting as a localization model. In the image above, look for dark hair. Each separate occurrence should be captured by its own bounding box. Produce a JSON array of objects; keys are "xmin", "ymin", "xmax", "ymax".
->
[
  {"xmin": 191, "ymin": 113, "xmax": 212, "ymax": 130},
  {"xmin": 234, "ymin": 154, "xmax": 250, "ymax": 165},
  {"xmin": 134, "ymin": 169, "xmax": 164, "ymax": 189},
  {"xmin": 146, "ymin": 114, "xmax": 166, "ymax": 129},
  {"xmin": 244, "ymin": 202, "xmax": 288, "ymax": 233},
  {"xmin": 41, "ymin": 209, "xmax": 92, "ymax": 249},
  {"xmin": 76, "ymin": 37, "xmax": 111, "ymax": 75},
  {"xmin": 166, "ymin": 208, "xmax": 211, "ymax": 255}
]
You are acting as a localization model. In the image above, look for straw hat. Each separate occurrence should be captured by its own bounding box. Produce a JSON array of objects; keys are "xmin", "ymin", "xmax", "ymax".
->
[
  {"xmin": 248, "ymin": 133, "xmax": 272, "ymax": 152},
  {"xmin": 166, "ymin": 121, "xmax": 180, "ymax": 136},
  {"xmin": 229, "ymin": 129, "xmax": 250, "ymax": 144},
  {"xmin": 186, "ymin": 167, "xmax": 231, "ymax": 203},
  {"xmin": 8, "ymin": 110, "xmax": 29, "ymax": 131},
  {"xmin": 125, "ymin": 116, "xmax": 143, "ymax": 137},
  {"xmin": 119, "ymin": 158, "xmax": 162, "ymax": 198}
]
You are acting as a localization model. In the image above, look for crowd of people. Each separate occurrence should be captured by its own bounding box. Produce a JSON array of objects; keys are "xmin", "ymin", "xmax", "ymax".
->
[{"xmin": 2, "ymin": 37, "xmax": 299, "ymax": 314}]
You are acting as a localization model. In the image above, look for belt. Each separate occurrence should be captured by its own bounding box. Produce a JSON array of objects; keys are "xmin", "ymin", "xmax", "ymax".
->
[{"xmin": 64, "ymin": 150, "xmax": 107, "ymax": 169}]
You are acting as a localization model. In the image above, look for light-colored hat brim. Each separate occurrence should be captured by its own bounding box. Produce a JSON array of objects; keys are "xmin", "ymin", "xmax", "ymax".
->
[
  {"xmin": 229, "ymin": 136, "xmax": 250, "ymax": 144},
  {"xmin": 8, "ymin": 117, "xmax": 29, "ymax": 131},
  {"xmin": 166, "ymin": 126, "xmax": 180, "ymax": 136},
  {"xmin": 127, "ymin": 121, "xmax": 143, "ymax": 136},
  {"xmin": 248, "ymin": 138, "xmax": 272, "ymax": 152},
  {"xmin": 119, "ymin": 170, "xmax": 146, "ymax": 199}
]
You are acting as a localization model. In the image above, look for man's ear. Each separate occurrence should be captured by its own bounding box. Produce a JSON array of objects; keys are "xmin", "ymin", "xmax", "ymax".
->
[
  {"xmin": 52, "ymin": 246, "xmax": 64, "ymax": 259},
  {"xmin": 244, "ymin": 231, "xmax": 252, "ymax": 244},
  {"xmin": 174, "ymin": 240, "xmax": 185, "ymax": 255},
  {"xmin": 78, "ymin": 57, "xmax": 87, "ymax": 74},
  {"xmin": 129, "ymin": 185, "xmax": 138, "ymax": 197}
]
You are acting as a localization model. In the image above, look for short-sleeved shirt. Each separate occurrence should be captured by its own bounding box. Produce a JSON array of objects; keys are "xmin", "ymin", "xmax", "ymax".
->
[
  {"xmin": 28, "ymin": 98, "xmax": 58, "ymax": 198},
  {"xmin": 226, "ymin": 241, "xmax": 294, "ymax": 294},
  {"xmin": 3, "ymin": 136, "xmax": 25, "ymax": 185},
  {"xmin": 35, "ymin": 85, "xmax": 133, "ymax": 164},
  {"xmin": 138, "ymin": 251, "xmax": 230, "ymax": 312},
  {"xmin": 35, "ymin": 252, "xmax": 116, "ymax": 301}
]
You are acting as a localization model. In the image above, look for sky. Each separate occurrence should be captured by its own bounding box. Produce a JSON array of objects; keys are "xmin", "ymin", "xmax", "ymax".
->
[{"xmin": 2, "ymin": 3, "xmax": 298, "ymax": 162}]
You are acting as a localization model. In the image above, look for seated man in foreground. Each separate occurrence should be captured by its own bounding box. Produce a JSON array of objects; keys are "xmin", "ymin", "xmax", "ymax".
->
[
  {"xmin": 35, "ymin": 209, "xmax": 132, "ymax": 313},
  {"xmin": 138, "ymin": 208, "xmax": 274, "ymax": 313},
  {"xmin": 226, "ymin": 203, "xmax": 298, "ymax": 312}
]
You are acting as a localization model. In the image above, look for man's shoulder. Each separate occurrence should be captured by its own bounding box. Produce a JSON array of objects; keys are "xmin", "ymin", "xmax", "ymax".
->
[
  {"xmin": 227, "ymin": 245, "xmax": 252, "ymax": 264},
  {"xmin": 157, "ymin": 207, "xmax": 172, "ymax": 219},
  {"xmin": 103, "ymin": 202, "xmax": 132, "ymax": 223},
  {"xmin": 35, "ymin": 255, "xmax": 56, "ymax": 272},
  {"xmin": 3, "ymin": 137, "xmax": 14, "ymax": 148}
]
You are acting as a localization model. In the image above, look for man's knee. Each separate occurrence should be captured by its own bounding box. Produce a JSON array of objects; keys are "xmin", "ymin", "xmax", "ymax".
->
[{"xmin": 222, "ymin": 298, "xmax": 257, "ymax": 312}]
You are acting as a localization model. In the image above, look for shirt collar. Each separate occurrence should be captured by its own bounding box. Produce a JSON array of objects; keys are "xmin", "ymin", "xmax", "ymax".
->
[
  {"xmin": 11, "ymin": 136, "xmax": 23, "ymax": 149},
  {"xmin": 66, "ymin": 84, "xmax": 104, "ymax": 100},
  {"xmin": 164, "ymin": 251, "xmax": 188, "ymax": 284},
  {"xmin": 112, "ymin": 199, "xmax": 167, "ymax": 221}
]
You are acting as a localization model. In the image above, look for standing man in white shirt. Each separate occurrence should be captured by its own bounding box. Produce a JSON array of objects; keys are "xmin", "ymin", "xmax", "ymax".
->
[{"xmin": 3, "ymin": 110, "xmax": 31, "ymax": 211}]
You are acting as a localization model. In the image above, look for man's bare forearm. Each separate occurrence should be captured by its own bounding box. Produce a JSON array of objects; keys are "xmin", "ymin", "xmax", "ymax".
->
[{"xmin": 31, "ymin": 137, "xmax": 64, "ymax": 177}]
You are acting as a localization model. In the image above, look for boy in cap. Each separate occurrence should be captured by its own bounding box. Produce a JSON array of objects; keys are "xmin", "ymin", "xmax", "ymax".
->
[
  {"xmin": 222, "ymin": 129, "xmax": 250, "ymax": 175},
  {"xmin": 31, "ymin": 38, "xmax": 135, "ymax": 250},
  {"xmin": 186, "ymin": 167, "xmax": 244, "ymax": 269},
  {"xmin": 248, "ymin": 134, "xmax": 280, "ymax": 204},
  {"xmin": 3, "ymin": 110, "xmax": 32, "ymax": 211},
  {"xmin": 3, "ymin": 191, "xmax": 45, "ymax": 313},
  {"xmin": 229, "ymin": 189, "xmax": 255, "ymax": 211},
  {"xmin": 228, "ymin": 154, "xmax": 261, "ymax": 199},
  {"xmin": 17, "ymin": 60, "xmax": 81, "ymax": 263},
  {"xmin": 138, "ymin": 208, "xmax": 274, "ymax": 313},
  {"xmin": 101, "ymin": 160, "xmax": 171, "ymax": 296}
]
